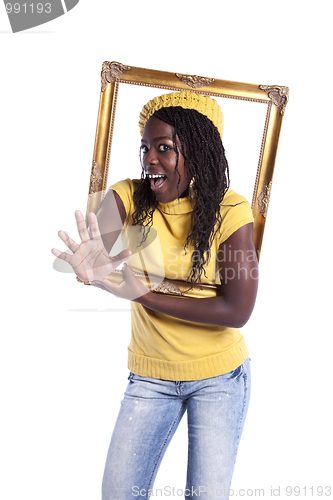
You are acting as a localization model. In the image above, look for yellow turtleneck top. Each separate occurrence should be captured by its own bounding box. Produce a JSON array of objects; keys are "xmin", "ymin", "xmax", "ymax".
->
[{"xmin": 111, "ymin": 179, "xmax": 254, "ymax": 381}]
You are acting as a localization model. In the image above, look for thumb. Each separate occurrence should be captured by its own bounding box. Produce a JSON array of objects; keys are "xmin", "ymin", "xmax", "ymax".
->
[
  {"xmin": 122, "ymin": 263, "xmax": 150, "ymax": 289},
  {"xmin": 122, "ymin": 262, "xmax": 141, "ymax": 284},
  {"xmin": 121, "ymin": 261, "xmax": 134, "ymax": 276},
  {"xmin": 112, "ymin": 249, "xmax": 132, "ymax": 265}
]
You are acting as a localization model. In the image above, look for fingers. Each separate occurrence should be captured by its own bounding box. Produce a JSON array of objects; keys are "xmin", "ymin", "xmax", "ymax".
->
[
  {"xmin": 57, "ymin": 230, "xmax": 80, "ymax": 253},
  {"xmin": 93, "ymin": 278, "xmax": 118, "ymax": 294},
  {"xmin": 51, "ymin": 247, "xmax": 72, "ymax": 263},
  {"xmin": 92, "ymin": 265, "xmax": 149, "ymax": 301},
  {"xmin": 75, "ymin": 210, "xmax": 90, "ymax": 244},
  {"xmin": 54, "ymin": 211, "xmax": 97, "ymax": 254},
  {"xmin": 87, "ymin": 212, "xmax": 102, "ymax": 240},
  {"xmin": 51, "ymin": 229, "xmax": 80, "ymax": 262}
]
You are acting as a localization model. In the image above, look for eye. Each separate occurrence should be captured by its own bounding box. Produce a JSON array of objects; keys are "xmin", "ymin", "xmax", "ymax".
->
[
  {"xmin": 140, "ymin": 145, "xmax": 148, "ymax": 155},
  {"xmin": 158, "ymin": 144, "xmax": 172, "ymax": 152}
]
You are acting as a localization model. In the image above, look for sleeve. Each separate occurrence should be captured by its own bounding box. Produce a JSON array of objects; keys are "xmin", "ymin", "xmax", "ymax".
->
[
  {"xmin": 217, "ymin": 191, "xmax": 254, "ymax": 246},
  {"xmin": 109, "ymin": 178, "xmax": 136, "ymax": 223}
]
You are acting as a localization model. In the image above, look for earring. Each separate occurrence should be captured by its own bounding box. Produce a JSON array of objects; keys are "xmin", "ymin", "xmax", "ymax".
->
[{"xmin": 189, "ymin": 177, "xmax": 196, "ymax": 198}]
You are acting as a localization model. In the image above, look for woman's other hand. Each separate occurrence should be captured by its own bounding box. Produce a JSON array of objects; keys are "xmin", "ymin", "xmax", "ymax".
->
[{"xmin": 92, "ymin": 263, "xmax": 149, "ymax": 301}]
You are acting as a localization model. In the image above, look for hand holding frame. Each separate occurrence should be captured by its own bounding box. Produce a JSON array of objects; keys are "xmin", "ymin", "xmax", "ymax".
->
[{"xmin": 51, "ymin": 210, "xmax": 131, "ymax": 282}]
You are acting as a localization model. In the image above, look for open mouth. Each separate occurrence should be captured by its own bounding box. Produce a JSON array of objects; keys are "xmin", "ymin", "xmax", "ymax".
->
[{"xmin": 146, "ymin": 173, "xmax": 167, "ymax": 189}]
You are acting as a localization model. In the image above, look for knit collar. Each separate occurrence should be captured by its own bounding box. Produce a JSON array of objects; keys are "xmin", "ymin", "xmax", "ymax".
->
[{"xmin": 157, "ymin": 195, "xmax": 195, "ymax": 215}]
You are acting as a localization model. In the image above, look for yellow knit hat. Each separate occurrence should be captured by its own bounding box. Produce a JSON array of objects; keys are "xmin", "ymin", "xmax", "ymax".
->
[{"xmin": 139, "ymin": 91, "xmax": 224, "ymax": 137}]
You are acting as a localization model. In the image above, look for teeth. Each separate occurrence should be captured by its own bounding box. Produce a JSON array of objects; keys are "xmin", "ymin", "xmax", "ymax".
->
[{"xmin": 147, "ymin": 174, "xmax": 165, "ymax": 179}]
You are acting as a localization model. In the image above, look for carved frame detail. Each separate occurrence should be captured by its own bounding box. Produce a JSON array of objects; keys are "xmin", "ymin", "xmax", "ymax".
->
[
  {"xmin": 259, "ymin": 85, "xmax": 289, "ymax": 116},
  {"xmin": 175, "ymin": 73, "xmax": 215, "ymax": 89},
  {"xmin": 89, "ymin": 160, "xmax": 103, "ymax": 195},
  {"xmin": 101, "ymin": 61, "xmax": 131, "ymax": 92},
  {"xmin": 257, "ymin": 181, "xmax": 273, "ymax": 218}
]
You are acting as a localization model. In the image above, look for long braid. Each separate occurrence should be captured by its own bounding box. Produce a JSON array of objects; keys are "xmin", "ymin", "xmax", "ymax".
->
[{"xmin": 132, "ymin": 107, "xmax": 230, "ymax": 285}]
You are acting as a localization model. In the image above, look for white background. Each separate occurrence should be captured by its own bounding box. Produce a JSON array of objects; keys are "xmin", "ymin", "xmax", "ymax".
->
[{"xmin": 1, "ymin": 1, "xmax": 332, "ymax": 499}]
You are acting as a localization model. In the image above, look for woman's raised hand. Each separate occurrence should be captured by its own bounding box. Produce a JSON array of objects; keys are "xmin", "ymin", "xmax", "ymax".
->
[{"xmin": 51, "ymin": 211, "xmax": 131, "ymax": 282}]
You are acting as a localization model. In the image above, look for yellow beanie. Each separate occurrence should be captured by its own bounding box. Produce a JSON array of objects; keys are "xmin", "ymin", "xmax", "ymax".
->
[{"xmin": 139, "ymin": 91, "xmax": 224, "ymax": 137}]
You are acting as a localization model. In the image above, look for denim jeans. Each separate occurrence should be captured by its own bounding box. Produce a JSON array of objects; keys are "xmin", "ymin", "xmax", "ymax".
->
[{"xmin": 102, "ymin": 358, "xmax": 251, "ymax": 500}]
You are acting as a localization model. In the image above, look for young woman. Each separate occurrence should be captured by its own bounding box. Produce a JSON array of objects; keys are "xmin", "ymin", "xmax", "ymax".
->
[{"xmin": 52, "ymin": 91, "xmax": 258, "ymax": 499}]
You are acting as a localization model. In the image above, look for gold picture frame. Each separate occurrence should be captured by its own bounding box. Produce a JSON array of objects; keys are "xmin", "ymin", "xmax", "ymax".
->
[{"xmin": 85, "ymin": 61, "xmax": 289, "ymax": 259}]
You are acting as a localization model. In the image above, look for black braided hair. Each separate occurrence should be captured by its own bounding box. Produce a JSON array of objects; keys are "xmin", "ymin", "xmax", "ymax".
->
[{"xmin": 132, "ymin": 106, "xmax": 230, "ymax": 285}]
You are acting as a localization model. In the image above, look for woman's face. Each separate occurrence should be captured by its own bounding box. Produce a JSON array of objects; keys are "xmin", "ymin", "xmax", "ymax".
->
[{"xmin": 141, "ymin": 116, "xmax": 191, "ymax": 204}]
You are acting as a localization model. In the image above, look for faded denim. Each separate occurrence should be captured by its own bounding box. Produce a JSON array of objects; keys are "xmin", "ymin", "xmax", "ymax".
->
[{"xmin": 102, "ymin": 358, "xmax": 251, "ymax": 500}]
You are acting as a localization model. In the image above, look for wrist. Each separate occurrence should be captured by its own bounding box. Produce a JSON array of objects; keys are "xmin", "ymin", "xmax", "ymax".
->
[{"xmin": 132, "ymin": 289, "xmax": 154, "ymax": 305}]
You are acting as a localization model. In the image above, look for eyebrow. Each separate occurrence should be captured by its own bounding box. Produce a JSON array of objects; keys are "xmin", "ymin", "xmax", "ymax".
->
[{"xmin": 141, "ymin": 136, "xmax": 173, "ymax": 143}]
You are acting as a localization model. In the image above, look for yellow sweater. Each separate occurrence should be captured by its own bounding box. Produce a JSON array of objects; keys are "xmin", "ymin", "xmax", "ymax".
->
[{"xmin": 111, "ymin": 179, "xmax": 254, "ymax": 381}]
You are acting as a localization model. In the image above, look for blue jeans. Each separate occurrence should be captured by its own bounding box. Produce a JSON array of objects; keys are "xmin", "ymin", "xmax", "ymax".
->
[{"xmin": 102, "ymin": 358, "xmax": 251, "ymax": 500}]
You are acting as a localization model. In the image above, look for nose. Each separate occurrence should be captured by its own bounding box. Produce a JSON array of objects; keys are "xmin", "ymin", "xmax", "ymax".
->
[{"xmin": 144, "ymin": 147, "xmax": 159, "ymax": 166}]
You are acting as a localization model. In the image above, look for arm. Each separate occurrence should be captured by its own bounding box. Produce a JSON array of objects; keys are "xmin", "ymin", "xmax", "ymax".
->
[
  {"xmin": 96, "ymin": 222, "xmax": 258, "ymax": 328},
  {"xmin": 95, "ymin": 189, "xmax": 127, "ymax": 253},
  {"xmin": 135, "ymin": 223, "xmax": 258, "ymax": 328}
]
